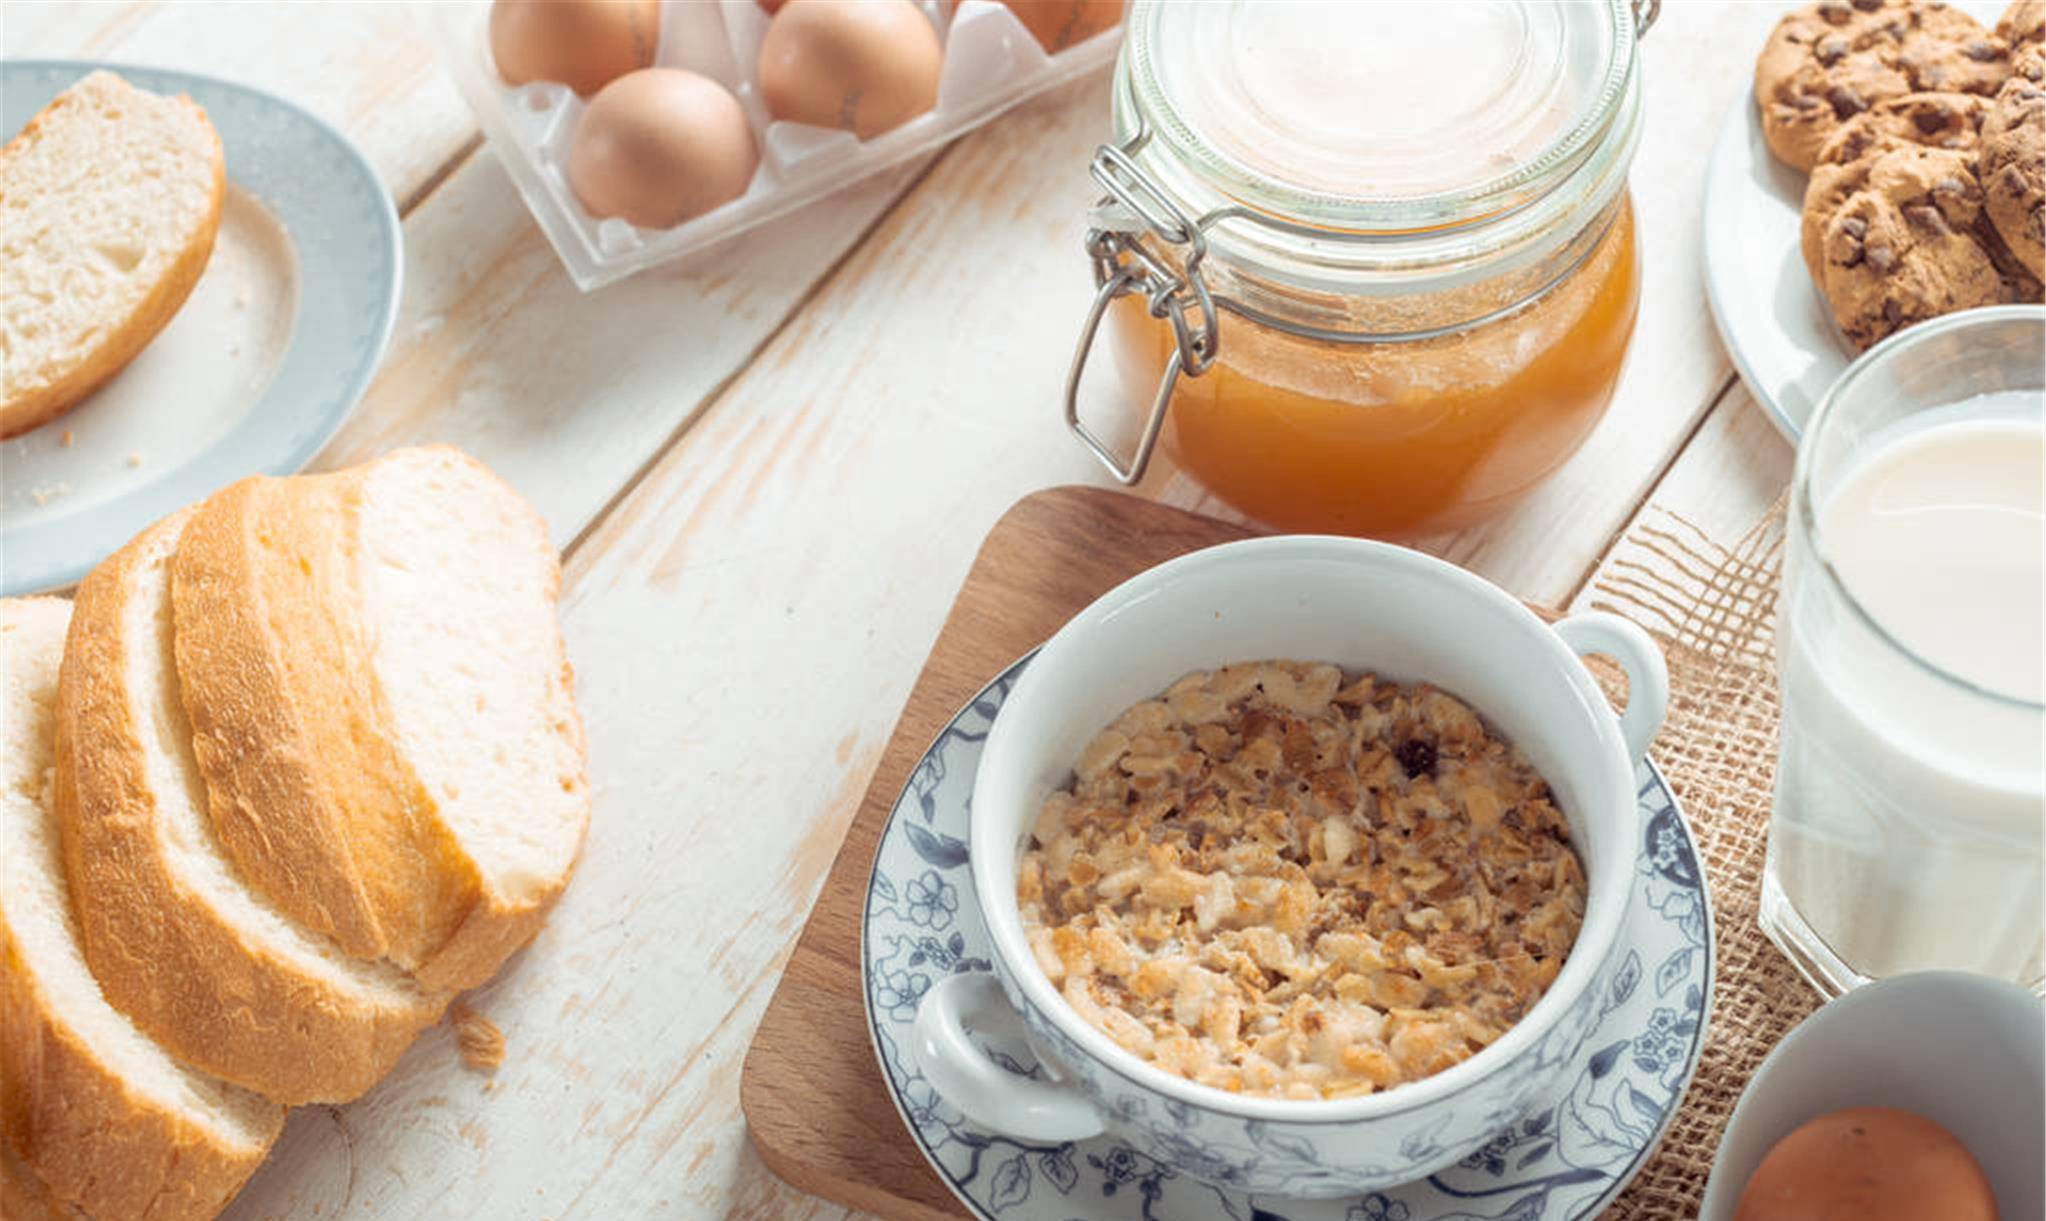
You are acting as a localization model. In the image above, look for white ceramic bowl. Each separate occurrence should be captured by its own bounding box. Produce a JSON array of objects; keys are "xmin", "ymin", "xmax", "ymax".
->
[
  {"xmin": 912, "ymin": 535, "xmax": 1670, "ymax": 1196},
  {"xmin": 1700, "ymin": 971, "xmax": 2045, "ymax": 1220}
]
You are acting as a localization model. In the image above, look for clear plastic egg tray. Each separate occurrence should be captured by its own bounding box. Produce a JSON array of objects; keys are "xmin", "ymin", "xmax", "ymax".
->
[{"xmin": 415, "ymin": 0, "xmax": 1122, "ymax": 290}]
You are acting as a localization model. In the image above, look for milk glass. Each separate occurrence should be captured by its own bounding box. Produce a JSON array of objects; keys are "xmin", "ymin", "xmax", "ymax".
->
[{"xmin": 1765, "ymin": 307, "xmax": 2046, "ymax": 998}]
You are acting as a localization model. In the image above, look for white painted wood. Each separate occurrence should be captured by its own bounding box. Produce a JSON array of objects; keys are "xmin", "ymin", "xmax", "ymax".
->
[
  {"xmin": 6, "ymin": 0, "xmax": 474, "ymax": 204},
  {"xmin": 310, "ymin": 147, "xmax": 931, "ymax": 549},
  {"xmin": 1569, "ymin": 383, "xmax": 1797, "ymax": 621},
  {"xmin": 19, "ymin": 0, "xmax": 1814, "ymax": 1216}
]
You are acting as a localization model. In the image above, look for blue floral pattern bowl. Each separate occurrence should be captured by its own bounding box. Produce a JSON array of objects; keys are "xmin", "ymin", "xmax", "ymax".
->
[{"xmin": 863, "ymin": 655, "xmax": 1713, "ymax": 1220}]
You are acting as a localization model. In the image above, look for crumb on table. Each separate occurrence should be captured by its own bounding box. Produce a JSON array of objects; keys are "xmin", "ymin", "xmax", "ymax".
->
[{"xmin": 450, "ymin": 1001, "xmax": 506, "ymax": 1073}]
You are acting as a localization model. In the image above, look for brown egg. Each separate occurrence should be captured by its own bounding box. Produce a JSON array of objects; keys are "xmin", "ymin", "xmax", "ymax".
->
[
  {"xmin": 998, "ymin": 0, "xmax": 1121, "ymax": 53},
  {"xmin": 567, "ymin": 69, "xmax": 758, "ymax": 229},
  {"xmin": 758, "ymin": 0, "xmax": 943, "ymax": 140},
  {"xmin": 1735, "ymin": 1107, "xmax": 1998, "ymax": 1221},
  {"xmin": 490, "ymin": 0, "xmax": 660, "ymax": 97}
]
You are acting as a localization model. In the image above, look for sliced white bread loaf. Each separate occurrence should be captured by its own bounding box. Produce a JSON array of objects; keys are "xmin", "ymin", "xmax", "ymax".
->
[
  {"xmin": 174, "ymin": 447, "xmax": 591, "ymax": 993},
  {"xmin": 55, "ymin": 513, "xmax": 445, "ymax": 1106},
  {"xmin": 0, "ymin": 70, "xmax": 225, "ymax": 439},
  {"xmin": 1, "ymin": 596, "xmax": 281, "ymax": 1220}
]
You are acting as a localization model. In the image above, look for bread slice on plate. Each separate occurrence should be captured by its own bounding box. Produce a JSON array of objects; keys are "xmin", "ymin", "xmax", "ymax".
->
[
  {"xmin": 174, "ymin": 446, "xmax": 591, "ymax": 992},
  {"xmin": 2, "ymin": 596, "xmax": 282, "ymax": 1220},
  {"xmin": 0, "ymin": 70, "xmax": 225, "ymax": 439},
  {"xmin": 55, "ymin": 513, "xmax": 445, "ymax": 1106}
]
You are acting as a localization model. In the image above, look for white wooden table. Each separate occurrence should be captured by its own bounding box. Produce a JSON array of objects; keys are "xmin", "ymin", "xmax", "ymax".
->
[{"xmin": 13, "ymin": 3, "xmax": 1797, "ymax": 1217}]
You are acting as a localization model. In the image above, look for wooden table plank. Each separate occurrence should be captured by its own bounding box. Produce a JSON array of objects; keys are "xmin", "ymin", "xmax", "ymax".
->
[
  {"xmin": 309, "ymin": 147, "xmax": 935, "ymax": 550},
  {"xmin": 7, "ymin": 0, "xmax": 475, "ymax": 205},
  {"xmin": 1568, "ymin": 383, "xmax": 1796, "ymax": 622}
]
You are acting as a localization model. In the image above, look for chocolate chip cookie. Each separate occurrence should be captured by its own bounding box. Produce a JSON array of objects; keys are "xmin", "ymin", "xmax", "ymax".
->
[
  {"xmin": 1983, "ymin": 44, "xmax": 2046, "ymax": 276},
  {"xmin": 1814, "ymin": 90, "xmax": 1991, "ymax": 164},
  {"xmin": 1803, "ymin": 92, "xmax": 1992, "ymax": 276},
  {"xmin": 1756, "ymin": 0, "xmax": 2012, "ymax": 172},
  {"xmin": 1805, "ymin": 144, "xmax": 2034, "ymax": 348},
  {"xmin": 1998, "ymin": 0, "xmax": 2045, "ymax": 49}
]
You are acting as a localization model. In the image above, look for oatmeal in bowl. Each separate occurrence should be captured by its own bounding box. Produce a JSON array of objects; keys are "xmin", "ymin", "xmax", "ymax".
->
[
  {"xmin": 910, "ymin": 535, "xmax": 1669, "ymax": 1196},
  {"xmin": 1017, "ymin": 662, "xmax": 1586, "ymax": 1102}
]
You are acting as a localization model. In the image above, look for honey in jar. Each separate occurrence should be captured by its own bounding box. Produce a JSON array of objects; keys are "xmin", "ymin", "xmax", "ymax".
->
[{"xmin": 1067, "ymin": 0, "xmax": 1654, "ymax": 537}]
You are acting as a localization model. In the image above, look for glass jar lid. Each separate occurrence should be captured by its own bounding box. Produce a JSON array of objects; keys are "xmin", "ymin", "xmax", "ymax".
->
[{"xmin": 1127, "ymin": 0, "xmax": 1639, "ymax": 232}]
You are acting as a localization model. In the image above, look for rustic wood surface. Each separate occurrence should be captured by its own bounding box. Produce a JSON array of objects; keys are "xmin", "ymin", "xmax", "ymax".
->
[{"xmin": 10, "ymin": 2, "xmax": 1808, "ymax": 1217}]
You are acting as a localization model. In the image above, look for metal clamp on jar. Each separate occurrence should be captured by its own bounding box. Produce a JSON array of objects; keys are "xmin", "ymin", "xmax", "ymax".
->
[{"xmin": 1065, "ymin": 0, "xmax": 1658, "ymax": 537}]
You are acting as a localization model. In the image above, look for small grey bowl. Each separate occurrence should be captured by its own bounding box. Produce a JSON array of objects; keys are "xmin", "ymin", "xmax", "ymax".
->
[{"xmin": 1700, "ymin": 971, "xmax": 2044, "ymax": 1220}]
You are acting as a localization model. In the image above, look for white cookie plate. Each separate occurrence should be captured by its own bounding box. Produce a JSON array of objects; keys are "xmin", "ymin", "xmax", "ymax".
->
[{"xmin": 1700, "ymin": 0, "xmax": 2013, "ymax": 440}]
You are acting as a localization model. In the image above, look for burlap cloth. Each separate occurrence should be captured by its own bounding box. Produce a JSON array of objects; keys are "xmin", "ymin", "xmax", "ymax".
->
[{"xmin": 1580, "ymin": 497, "xmax": 1824, "ymax": 1219}]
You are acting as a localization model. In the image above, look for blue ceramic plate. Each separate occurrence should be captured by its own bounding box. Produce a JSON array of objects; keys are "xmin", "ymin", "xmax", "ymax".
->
[
  {"xmin": 863, "ymin": 656, "xmax": 1714, "ymax": 1221},
  {"xmin": 0, "ymin": 61, "xmax": 399, "ymax": 595}
]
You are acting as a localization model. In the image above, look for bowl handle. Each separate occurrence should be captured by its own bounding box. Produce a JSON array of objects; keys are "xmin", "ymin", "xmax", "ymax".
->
[
  {"xmin": 1553, "ymin": 612, "xmax": 1669, "ymax": 763},
  {"xmin": 912, "ymin": 973, "xmax": 1108, "ymax": 1142}
]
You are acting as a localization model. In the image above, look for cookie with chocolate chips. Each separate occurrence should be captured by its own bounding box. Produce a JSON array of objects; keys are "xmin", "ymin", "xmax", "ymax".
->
[
  {"xmin": 1804, "ymin": 144, "xmax": 2036, "ymax": 348},
  {"xmin": 1815, "ymin": 90, "xmax": 1991, "ymax": 164},
  {"xmin": 1983, "ymin": 44, "xmax": 2046, "ymax": 277},
  {"xmin": 1998, "ymin": 0, "xmax": 2046, "ymax": 49},
  {"xmin": 1756, "ymin": 0, "xmax": 2012, "ymax": 172},
  {"xmin": 1802, "ymin": 92, "xmax": 1992, "ymax": 276}
]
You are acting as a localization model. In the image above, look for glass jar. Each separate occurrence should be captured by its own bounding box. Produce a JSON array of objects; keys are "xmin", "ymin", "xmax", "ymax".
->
[{"xmin": 1065, "ymin": 0, "xmax": 1655, "ymax": 537}]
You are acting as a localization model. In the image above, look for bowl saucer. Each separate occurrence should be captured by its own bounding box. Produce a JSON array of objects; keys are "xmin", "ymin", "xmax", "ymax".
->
[{"xmin": 862, "ymin": 654, "xmax": 1714, "ymax": 1220}]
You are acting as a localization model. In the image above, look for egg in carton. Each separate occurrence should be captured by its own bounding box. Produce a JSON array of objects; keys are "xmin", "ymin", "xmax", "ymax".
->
[{"xmin": 417, "ymin": 0, "xmax": 1123, "ymax": 290}]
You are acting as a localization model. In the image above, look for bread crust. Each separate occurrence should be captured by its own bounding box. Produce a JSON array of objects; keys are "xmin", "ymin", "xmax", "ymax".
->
[
  {"xmin": 56, "ymin": 513, "xmax": 445, "ymax": 1106},
  {"xmin": 0, "ymin": 87, "xmax": 225, "ymax": 440},
  {"xmin": 174, "ymin": 475, "xmax": 474, "ymax": 964},
  {"xmin": 173, "ymin": 450, "xmax": 588, "ymax": 994},
  {"xmin": 2, "ymin": 595, "xmax": 282, "ymax": 1221},
  {"xmin": 0, "ymin": 1130, "xmax": 88, "ymax": 1221},
  {"xmin": 0, "ymin": 924, "xmax": 279, "ymax": 1221}
]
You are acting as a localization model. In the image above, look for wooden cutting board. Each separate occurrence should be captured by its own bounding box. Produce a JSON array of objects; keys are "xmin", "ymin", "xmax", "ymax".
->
[{"xmin": 740, "ymin": 486, "xmax": 1262, "ymax": 1219}]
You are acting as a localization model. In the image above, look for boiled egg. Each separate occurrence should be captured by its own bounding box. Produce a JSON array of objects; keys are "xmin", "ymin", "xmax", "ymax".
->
[
  {"xmin": 490, "ymin": 0, "xmax": 659, "ymax": 98},
  {"xmin": 567, "ymin": 69, "xmax": 758, "ymax": 229},
  {"xmin": 998, "ymin": 0, "xmax": 1121, "ymax": 53},
  {"xmin": 1735, "ymin": 1106, "xmax": 1998, "ymax": 1221},
  {"xmin": 758, "ymin": 0, "xmax": 943, "ymax": 140}
]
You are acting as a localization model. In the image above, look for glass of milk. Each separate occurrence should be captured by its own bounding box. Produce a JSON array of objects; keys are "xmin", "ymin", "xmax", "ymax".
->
[{"xmin": 1766, "ymin": 306, "xmax": 2045, "ymax": 998}]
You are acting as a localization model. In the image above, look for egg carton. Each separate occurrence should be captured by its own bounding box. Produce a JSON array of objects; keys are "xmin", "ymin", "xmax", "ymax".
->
[{"xmin": 414, "ymin": 0, "xmax": 1122, "ymax": 290}]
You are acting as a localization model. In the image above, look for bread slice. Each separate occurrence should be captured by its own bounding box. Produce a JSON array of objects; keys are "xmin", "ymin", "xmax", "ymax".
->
[
  {"xmin": 55, "ymin": 513, "xmax": 445, "ymax": 1105},
  {"xmin": 1, "ymin": 1136, "xmax": 86, "ymax": 1221},
  {"xmin": 171, "ymin": 472, "xmax": 460, "ymax": 963},
  {"xmin": 174, "ymin": 447, "xmax": 591, "ymax": 992},
  {"xmin": 0, "ymin": 70, "xmax": 225, "ymax": 439},
  {"xmin": 2, "ymin": 596, "xmax": 281, "ymax": 1220}
]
